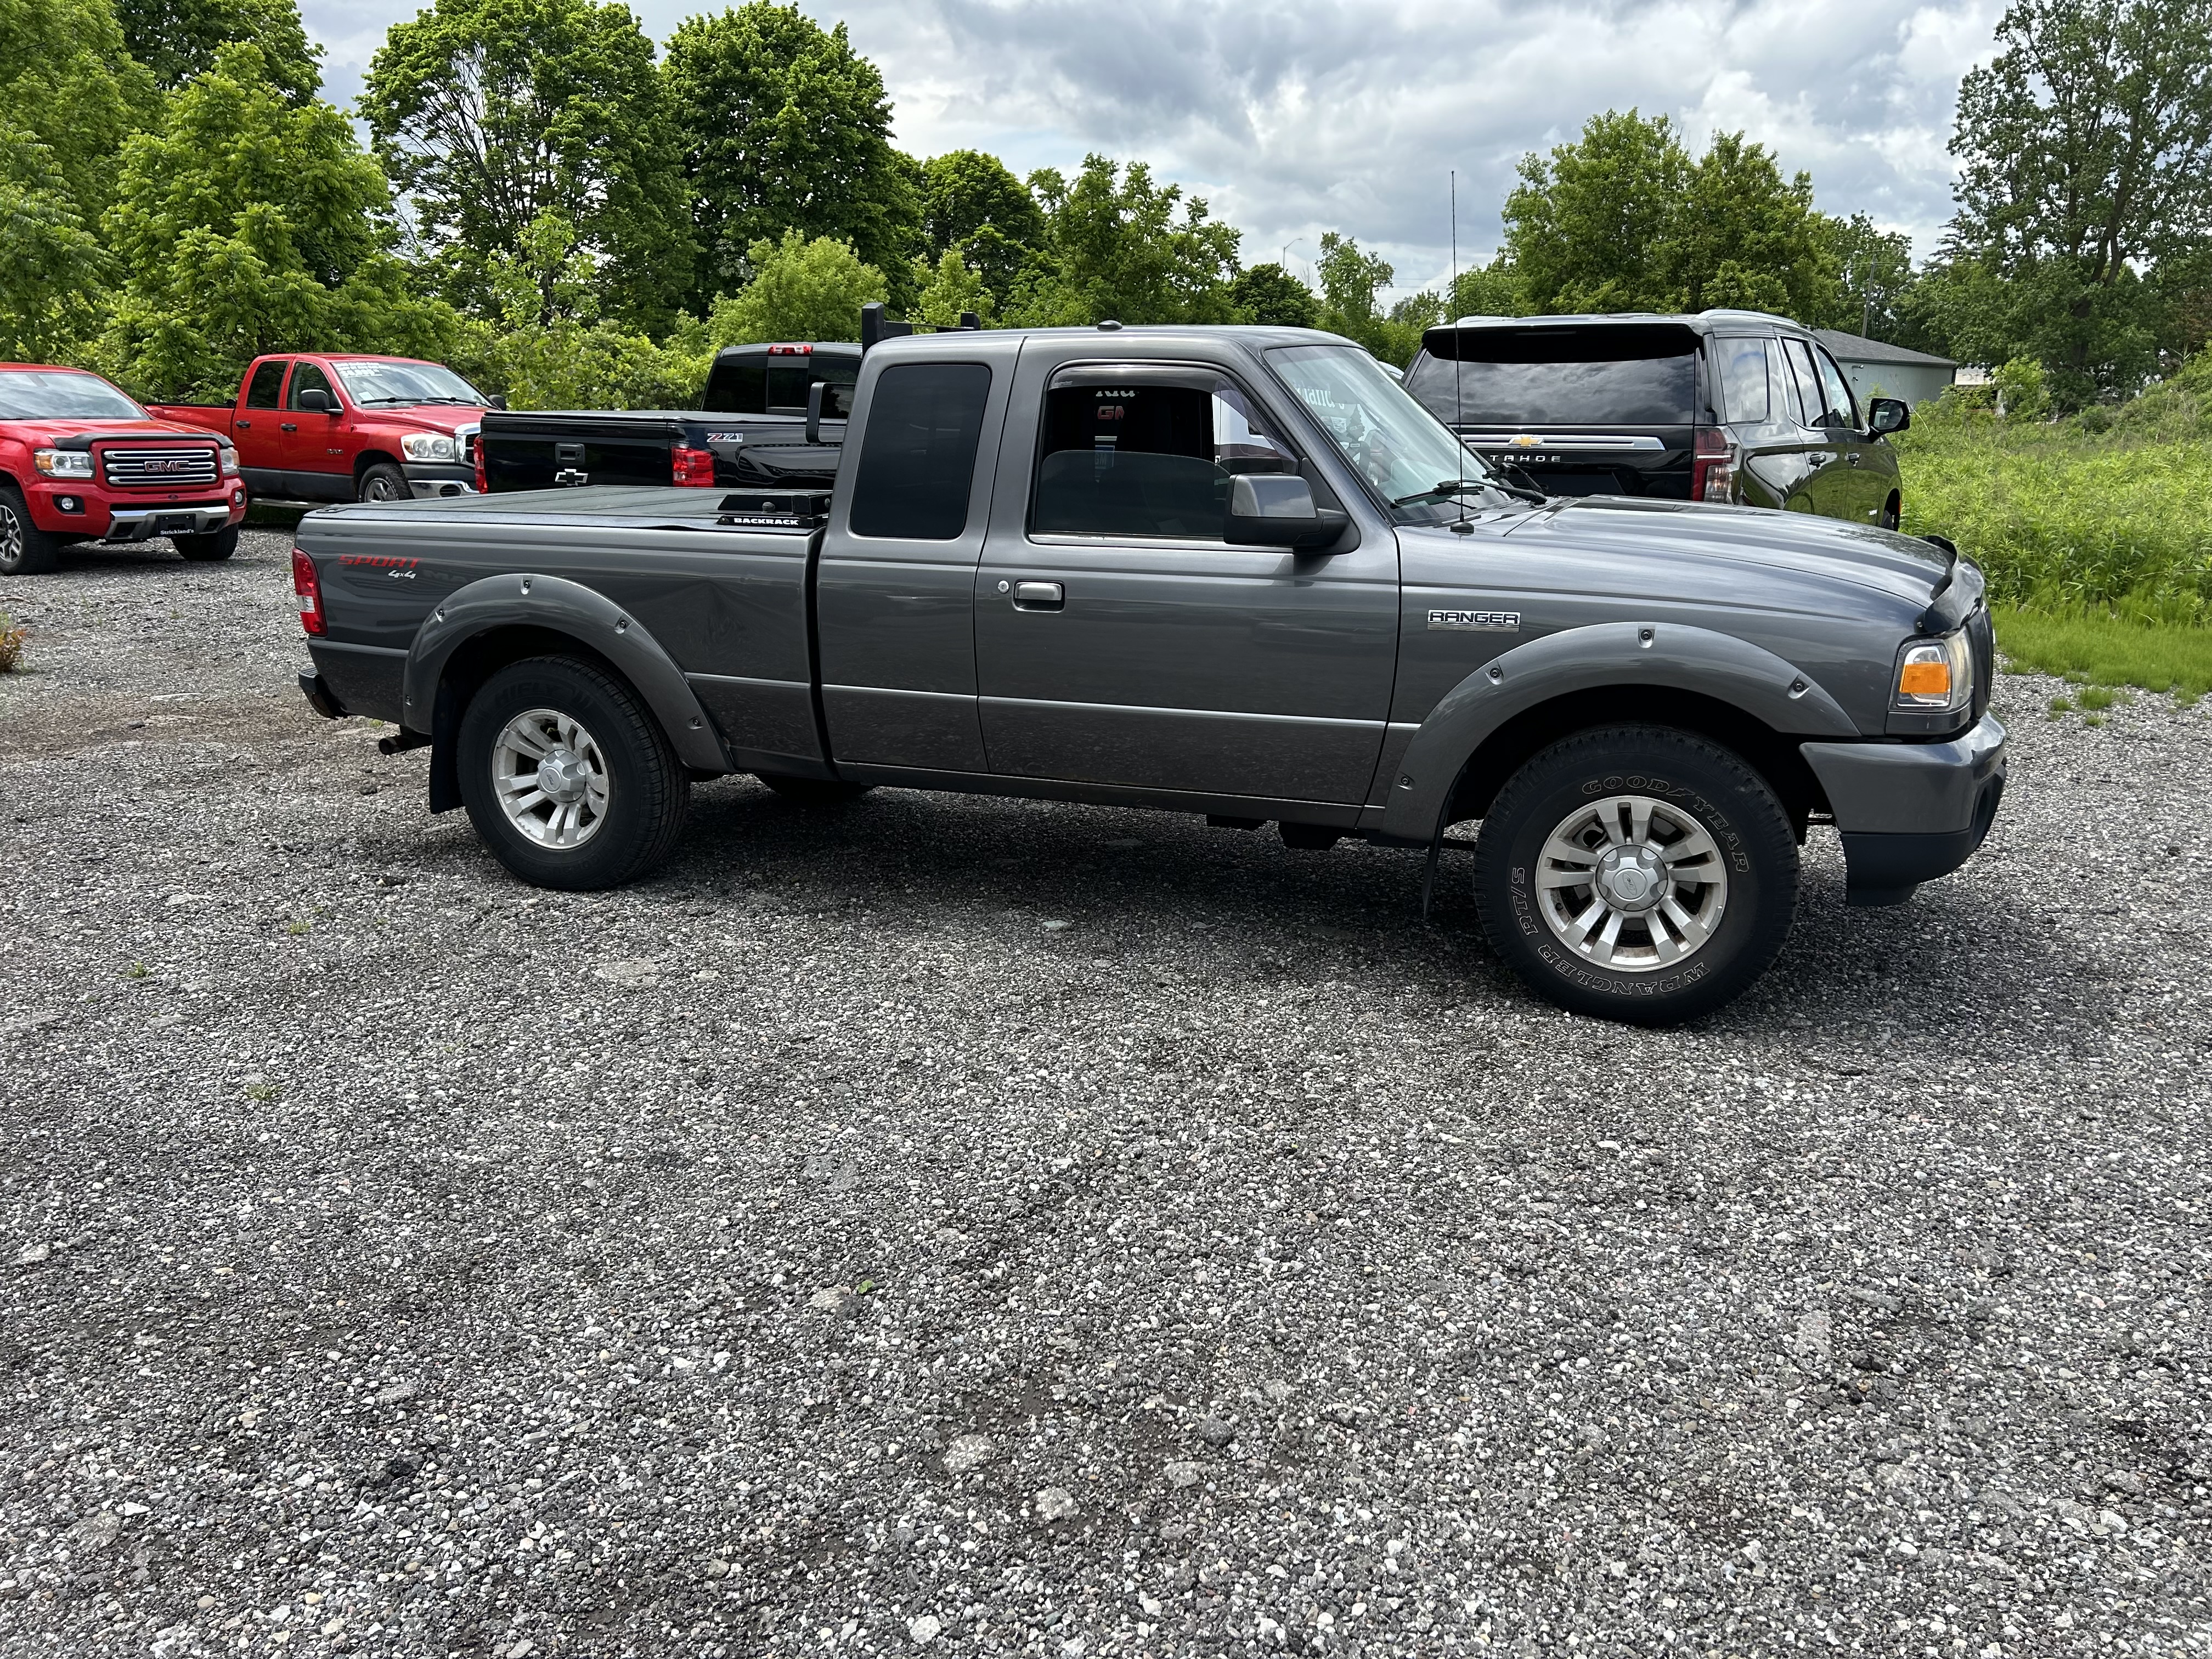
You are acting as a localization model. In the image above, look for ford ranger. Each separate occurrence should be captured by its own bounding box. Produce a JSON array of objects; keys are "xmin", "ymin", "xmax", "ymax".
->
[{"xmin": 290, "ymin": 324, "xmax": 2006, "ymax": 1023}]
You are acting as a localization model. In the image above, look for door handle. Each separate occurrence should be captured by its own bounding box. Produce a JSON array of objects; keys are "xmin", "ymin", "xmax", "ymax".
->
[
  {"xmin": 280, "ymin": 421, "xmax": 298, "ymax": 432},
  {"xmin": 1846, "ymin": 452, "xmax": 1863, "ymax": 465},
  {"xmin": 1805, "ymin": 452, "xmax": 1829, "ymax": 467},
  {"xmin": 236, "ymin": 420, "xmax": 250, "ymax": 430},
  {"xmin": 1011, "ymin": 580, "xmax": 1064, "ymax": 611}
]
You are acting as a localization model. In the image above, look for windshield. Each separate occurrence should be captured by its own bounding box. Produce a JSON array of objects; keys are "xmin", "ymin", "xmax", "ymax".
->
[
  {"xmin": 1265, "ymin": 344, "xmax": 1500, "ymax": 521},
  {"xmin": 0, "ymin": 370, "xmax": 148, "ymax": 421},
  {"xmin": 329, "ymin": 359, "xmax": 485, "ymax": 407}
]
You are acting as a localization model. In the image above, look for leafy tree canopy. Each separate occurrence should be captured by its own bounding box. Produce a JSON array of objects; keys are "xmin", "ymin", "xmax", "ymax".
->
[
  {"xmin": 920, "ymin": 149, "xmax": 1045, "ymax": 307},
  {"xmin": 1228, "ymin": 262, "xmax": 1317, "ymax": 328},
  {"xmin": 113, "ymin": 0, "xmax": 321, "ymax": 100},
  {"xmin": 101, "ymin": 42, "xmax": 456, "ymax": 399},
  {"xmin": 361, "ymin": 0, "xmax": 691, "ymax": 332},
  {"xmin": 911, "ymin": 246, "xmax": 992, "ymax": 328},
  {"xmin": 0, "ymin": 0, "xmax": 160, "ymax": 225},
  {"xmin": 664, "ymin": 3, "xmax": 918, "ymax": 312},
  {"xmin": 1815, "ymin": 213, "xmax": 1915, "ymax": 337},
  {"xmin": 1005, "ymin": 156, "xmax": 1241, "ymax": 327},
  {"xmin": 0, "ymin": 123, "xmax": 109, "ymax": 360},
  {"xmin": 707, "ymin": 229, "xmax": 884, "ymax": 345}
]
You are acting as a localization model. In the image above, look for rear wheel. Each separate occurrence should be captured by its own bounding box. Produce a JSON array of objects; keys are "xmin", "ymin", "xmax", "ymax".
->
[
  {"xmin": 1471, "ymin": 726, "xmax": 1798, "ymax": 1024},
  {"xmin": 174, "ymin": 526, "xmax": 238, "ymax": 562},
  {"xmin": 757, "ymin": 773, "xmax": 874, "ymax": 808},
  {"xmin": 0, "ymin": 487, "xmax": 61, "ymax": 575},
  {"xmin": 1880, "ymin": 494, "xmax": 1901, "ymax": 531},
  {"xmin": 358, "ymin": 462, "xmax": 408, "ymax": 504},
  {"xmin": 458, "ymin": 656, "xmax": 689, "ymax": 890}
]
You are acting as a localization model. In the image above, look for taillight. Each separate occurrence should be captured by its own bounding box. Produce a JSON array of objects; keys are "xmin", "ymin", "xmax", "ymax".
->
[
  {"xmin": 1691, "ymin": 426, "xmax": 1736, "ymax": 503},
  {"xmin": 291, "ymin": 548, "xmax": 325, "ymax": 636},
  {"xmin": 671, "ymin": 445, "xmax": 717, "ymax": 487},
  {"xmin": 472, "ymin": 433, "xmax": 487, "ymax": 494}
]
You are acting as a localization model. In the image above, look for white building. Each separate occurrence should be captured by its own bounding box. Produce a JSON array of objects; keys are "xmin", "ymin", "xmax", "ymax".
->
[{"xmin": 1813, "ymin": 330, "xmax": 1959, "ymax": 411}]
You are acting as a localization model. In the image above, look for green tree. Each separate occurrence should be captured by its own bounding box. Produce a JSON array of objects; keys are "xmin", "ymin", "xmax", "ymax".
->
[
  {"xmin": 1003, "ymin": 156, "xmax": 1242, "ymax": 327},
  {"xmin": 360, "ymin": 0, "xmax": 692, "ymax": 332},
  {"xmin": 1815, "ymin": 212, "xmax": 1915, "ymax": 337},
  {"xmin": 911, "ymin": 246, "xmax": 992, "ymax": 328},
  {"xmin": 0, "ymin": 125, "xmax": 109, "ymax": 360},
  {"xmin": 112, "ymin": 0, "xmax": 321, "ymax": 100},
  {"xmin": 1662, "ymin": 131, "xmax": 1830, "ymax": 319},
  {"xmin": 1308, "ymin": 232, "xmax": 1428, "ymax": 361},
  {"xmin": 0, "ymin": 0, "xmax": 159, "ymax": 229},
  {"xmin": 1943, "ymin": 0, "xmax": 2212, "ymax": 403},
  {"xmin": 919, "ymin": 149, "xmax": 1046, "ymax": 306},
  {"xmin": 706, "ymin": 229, "xmax": 885, "ymax": 345},
  {"xmin": 1227, "ymin": 261, "xmax": 1317, "ymax": 328},
  {"xmin": 101, "ymin": 42, "xmax": 456, "ymax": 399},
  {"xmin": 1446, "ymin": 257, "xmax": 1533, "ymax": 318},
  {"xmin": 1504, "ymin": 109, "xmax": 1689, "ymax": 312},
  {"xmin": 662, "ymin": 3, "xmax": 918, "ymax": 311}
]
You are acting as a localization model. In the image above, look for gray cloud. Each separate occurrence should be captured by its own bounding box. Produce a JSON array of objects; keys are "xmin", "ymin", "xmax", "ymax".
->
[{"xmin": 304, "ymin": 0, "xmax": 2004, "ymax": 298}]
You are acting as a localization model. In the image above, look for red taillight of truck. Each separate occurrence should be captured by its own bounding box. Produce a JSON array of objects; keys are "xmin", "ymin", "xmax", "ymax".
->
[
  {"xmin": 1690, "ymin": 426, "xmax": 1737, "ymax": 503},
  {"xmin": 472, "ymin": 433, "xmax": 488, "ymax": 494},
  {"xmin": 670, "ymin": 446, "xmax": 718, "ymax": 487},
  {"xmin": 291, "ymin": 547, "xmax": 325, "ymax": 636}
]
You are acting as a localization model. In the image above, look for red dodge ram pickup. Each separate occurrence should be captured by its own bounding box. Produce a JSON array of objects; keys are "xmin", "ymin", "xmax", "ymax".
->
[
  {"xmin": 149, "ymin": 353, "xmax": 490, "ymax": 506},
  {"xmin": 0, "ymin": 363, "xmax": 247, "ymax": 575}
]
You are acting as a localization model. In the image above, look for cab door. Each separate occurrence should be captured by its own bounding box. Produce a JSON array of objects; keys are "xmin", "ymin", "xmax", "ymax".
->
[
  {"xmin": 280, "ymin": 360, "xmax": 357, "ymax": 499},
  {"xmin": 1778, "ymin": 337, "xmax": 1852, "ymax": 518},
  {"xmin": 232, "ymin": 358, "xmax": 290, "ymax": 491},
  {"xmin": 1810, "ymin": 343, "xmax": 1889, "ymax": 524},
  {"xmin": 972, "ymin": 355, "xmax": 1397, "ymax": 806}
]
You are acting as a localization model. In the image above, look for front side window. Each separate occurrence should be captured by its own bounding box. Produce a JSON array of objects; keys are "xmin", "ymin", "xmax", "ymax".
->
[
  {"xmin": 289, "ymin": 360, "xmax": 336, "ymax": 410},
  {"xmin": 1782, "ymin": 339, "xmax": 1831, "ymax": 427},
  {"xmin": 1713, "ymin": 337, "xmax": 1769, "ymax": 424},
  {"xmin": 1268, "ymin": 343, "xmax": 1493, "ymax": 523},
  {"xmin": 1765, "ymin": 340, "xmax": 1803, "ymax": 425},
  {"xmin": 330, "ymin": 359, "xmax": 484, "ymax": 407},
  {"xmin": 244, "ymin": 359, "xmax": 288, "ymax": 409},
  {"xmin": 0, "ymin": 370, "xmax": 147, "ymax": 420},
  {"xmin": 1031, "ymin": 366, "xmax": 1300, "ymax": 540},
  {"xmin": 1814, "ymin": 348, "xmax": 1860, "ymax": 430},
  {"xmin": 848, "ymin": 363, "xmax": 991, "ymax": 541}
]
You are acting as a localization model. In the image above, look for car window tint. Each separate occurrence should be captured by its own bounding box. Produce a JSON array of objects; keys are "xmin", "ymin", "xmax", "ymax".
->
[
  {"xmin": 1815, "ymin": 348, "xmax": 1860, "ymax": 430},
  {"xmin": 1713, "ymin": 337, "xmax": 1769, "ymax": 424},
  {"xmin": 1765, "ymin": 341, "xmax": 1803, "ymax": 424},
  {"xmin": 848, "ymin": 363, "xmax": 991, "ymax": 541},
  {"xmin": 1031, "ymin": 369, "xmax": 1297, "ymax": 540},
  {"xmin": 1782, "ymin": 340, "xmax": 1829, "ymax": 426},
  {"xmin": 1404, "ymin": 325, "xmax": 1698, "ymax": 425},
  {"xmin": 289, "ymin": 361, "xmax": 335, "ymax": 410},
  {"xmin": 763, "ymin": 353, "xmax": 861, "ymax": 418},
  {"xmin": 245, "ymin": 360, "xmax": 288, "ymax": 409},
  {"xmin": 701, "ymin": 351, "xmax": 765, "ymax": 415}
]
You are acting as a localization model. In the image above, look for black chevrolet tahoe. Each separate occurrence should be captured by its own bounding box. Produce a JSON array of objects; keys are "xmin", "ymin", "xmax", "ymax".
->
[{"xmin": 1404, "ymin": 311, "xmax": 1910, "ymax": 528}]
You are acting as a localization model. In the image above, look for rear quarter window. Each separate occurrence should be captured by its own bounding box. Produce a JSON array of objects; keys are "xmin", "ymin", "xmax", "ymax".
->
[
  {"xmin": 848, "ymin": 363, "xmax": 992, "ymax": 541},
  {"xmin": 1713, "ymin": 336, "xmax": 1770, "ymax": 423}
]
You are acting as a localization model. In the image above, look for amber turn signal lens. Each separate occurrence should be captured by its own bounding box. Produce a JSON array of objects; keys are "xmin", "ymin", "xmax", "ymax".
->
[{"xmin": 1899, "ymin": 661, "xmax": 1951, "ymax": 696}]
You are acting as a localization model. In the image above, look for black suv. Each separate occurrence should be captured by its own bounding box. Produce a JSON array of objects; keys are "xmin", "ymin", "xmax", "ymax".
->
[{"xmin": 1403, "ymin": 310, "xmax": 1910, "ymax": 528}]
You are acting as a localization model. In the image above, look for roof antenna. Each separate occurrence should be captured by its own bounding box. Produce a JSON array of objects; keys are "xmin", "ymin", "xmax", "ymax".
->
[{"xmin": 1451, "ymin": 169, "xmax": 1471, "ymax": 532}]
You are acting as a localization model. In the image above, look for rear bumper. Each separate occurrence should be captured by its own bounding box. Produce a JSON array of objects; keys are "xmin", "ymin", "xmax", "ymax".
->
[
  {"xmin": 304, "ymin": 640, "xmax": 407, "ymax": 724},
  {"xmin": 1801, "ymin": 714, "xmax": 2008, "ymax": 905}
]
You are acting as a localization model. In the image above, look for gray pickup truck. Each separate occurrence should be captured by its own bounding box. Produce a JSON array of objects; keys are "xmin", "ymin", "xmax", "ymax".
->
[{"xmin": 291, "ymin": 324, "xmax": 2006, "ymax": 1023}]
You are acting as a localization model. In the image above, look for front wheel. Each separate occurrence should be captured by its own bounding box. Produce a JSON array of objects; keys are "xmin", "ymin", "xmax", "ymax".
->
[
  {"xmin": 0, "ymin": 487, "xmax": 61, "ymax": 575},
  {"xmin": 174, "ymin": 527, "xmax": 238, "ymax": 562},
  {"xmin": 457, "ymin": 656, "xmax": 689, "ymax": 890},
  {"xmin": 1471, "ymin": 726, "xmax": 1798, "ymax": 1024},
  {"xmin": 358, "ymin": 462, "xmax": 408, "ymax": 504}
]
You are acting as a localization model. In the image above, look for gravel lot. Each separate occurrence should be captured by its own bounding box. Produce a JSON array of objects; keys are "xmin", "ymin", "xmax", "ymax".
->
[{"xmin": 2, "ymin": 529, "xmax": 2209, "ymax": 1659}]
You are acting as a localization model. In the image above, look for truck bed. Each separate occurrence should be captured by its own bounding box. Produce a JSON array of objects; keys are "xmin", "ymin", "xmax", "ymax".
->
[{"xmin": 478, "ymin": 408, "xmax": 844, "ymax": 493}]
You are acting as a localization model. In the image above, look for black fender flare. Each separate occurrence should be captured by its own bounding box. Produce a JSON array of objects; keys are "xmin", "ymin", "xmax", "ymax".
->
[
  {"xmin": 402, "ymin": 572, "xmax": 731, "ymax": 777},
  {"xmin": 1375, "ymin": 620, "xmax": 1860, "ymax": 843}
]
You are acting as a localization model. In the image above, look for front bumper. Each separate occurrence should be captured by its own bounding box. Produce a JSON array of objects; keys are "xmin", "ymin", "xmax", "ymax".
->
[
  {"xmin": 1801, "ymin": 714, "xmax": 2008, "ymax": 905},
  {"xmin": 27, "ymin": 481, "xmax": 245, "ymax": 539},
  {"xmin": 103, "ymin": 503, "xmax": 240, "ymax": 542},
  {"xmin": 403, "ymin": 462, "xmax": 477, "ymax": 499}
]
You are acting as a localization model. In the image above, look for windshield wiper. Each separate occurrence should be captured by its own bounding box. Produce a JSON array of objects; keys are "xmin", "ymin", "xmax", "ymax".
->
[{"xmin": 1392, "ymin": 476, "xmax": 1548, "ymax": 509}]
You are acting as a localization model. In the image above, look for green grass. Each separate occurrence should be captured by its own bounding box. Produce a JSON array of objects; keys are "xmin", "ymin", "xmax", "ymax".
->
[{"xmin": 1994, "ymin": 605, "xmax": 2212, "ymax": 701}]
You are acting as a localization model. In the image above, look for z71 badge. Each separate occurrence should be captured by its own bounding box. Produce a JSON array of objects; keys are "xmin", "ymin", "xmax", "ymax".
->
[{"xmin": 1428, "ymin": 609, "xmax": 1521, "ymax": 632}]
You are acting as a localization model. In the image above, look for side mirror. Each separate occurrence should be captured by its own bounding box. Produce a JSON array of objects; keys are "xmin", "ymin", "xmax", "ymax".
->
[
  {"xmin": 1867, "ymin": 397, "xmax": 1910, "ymax": 436},
  {"xmin": 805, "ymin": 379, "xmax": 825, "ymax": 446},
  {"xmin": 1225, "ymin": 473, "xmax": 1347, "ymax": 551},
  {"xmin": 296, "ymin": 388, "xmax": 334, "ymax": 414},
  {"xmin": 488, "ymin": 394, "xmax": 508, "ymax": 411}
]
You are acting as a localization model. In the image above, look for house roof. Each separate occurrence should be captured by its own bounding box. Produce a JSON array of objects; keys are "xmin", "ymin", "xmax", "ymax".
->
[{"xmin": 1813, "ymin": 329, "xmax": 1956, "ymax": 369}]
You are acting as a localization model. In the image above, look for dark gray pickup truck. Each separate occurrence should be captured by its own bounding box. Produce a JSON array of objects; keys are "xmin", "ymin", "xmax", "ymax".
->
[{"xmin": 291, "ymin": 324, "xmax": 2006, "ymax": 1023}]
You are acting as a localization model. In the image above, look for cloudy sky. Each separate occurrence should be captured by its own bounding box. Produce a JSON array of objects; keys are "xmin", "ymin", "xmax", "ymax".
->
[{"xmin": 300, "ymin": 0, "xmax": 2006, "ymax": 300}]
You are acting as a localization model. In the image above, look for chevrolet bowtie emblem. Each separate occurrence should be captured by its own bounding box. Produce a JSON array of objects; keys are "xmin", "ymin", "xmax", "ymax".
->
[{"xmin": 1510, "ymin": 435, "xmax": 1541, "ymax": 447}]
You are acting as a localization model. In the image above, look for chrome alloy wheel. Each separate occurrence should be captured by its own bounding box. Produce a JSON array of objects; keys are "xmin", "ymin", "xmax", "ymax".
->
[
  {"xmin": 0, "ymin": 502, "xmax": 23, "ymax": 571},
  {"xmin": 491, "ymin": 708, "xmax": 611, "ymax": 849},
  {"xmin": 1533, "ymin": 793, "xmax": 1729, "ymax": 972}
]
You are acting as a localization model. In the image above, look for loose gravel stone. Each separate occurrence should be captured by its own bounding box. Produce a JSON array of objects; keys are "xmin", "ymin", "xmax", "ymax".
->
[{"xmin": 3, "ymin": 533, "xmax": 2211, "ymax": 1656}]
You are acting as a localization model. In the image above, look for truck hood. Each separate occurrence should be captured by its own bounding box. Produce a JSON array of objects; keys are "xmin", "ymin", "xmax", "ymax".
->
[
  {"xmin": 9, "ymin": 416, "xmax": 225, "ymax": 447},
  {"xmin": 1502, "ymin": 495, "xmax": 1954, "ymax": 612},
  {"xmin": 351, "ymin": 403, "xmax": 486, "ymax": 432}
]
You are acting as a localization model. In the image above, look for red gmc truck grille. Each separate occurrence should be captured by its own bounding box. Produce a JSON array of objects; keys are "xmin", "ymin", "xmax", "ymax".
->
[{"xmin": 102, "ymin": 446, "xmax": 219, "ymax": 488}]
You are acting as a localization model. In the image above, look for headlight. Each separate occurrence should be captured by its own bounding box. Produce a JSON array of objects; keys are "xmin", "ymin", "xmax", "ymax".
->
[
  {"xmin": 400, "ymin": 432, "xmax": 458, "ymax": 462},
  {"xmin": 218, "ymin": 445, "xmax": 240, "ymax": 476},
  {"xmin": 32, "ymin": 448, "xmax": 94, "ymax": 479},
  {"xmin": 1893, "ymin": 629, "xmax": 1974, "ymax": 713}
]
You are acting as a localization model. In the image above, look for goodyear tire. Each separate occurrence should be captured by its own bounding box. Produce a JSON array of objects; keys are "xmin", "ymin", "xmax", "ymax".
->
[
  {"xmin": 458, "ymin": 656, "xmax": 689, "ymax": 890},
  {"xmin": 1472, "ymin": 726, "xmax": 1797, "ymax": 1024}
]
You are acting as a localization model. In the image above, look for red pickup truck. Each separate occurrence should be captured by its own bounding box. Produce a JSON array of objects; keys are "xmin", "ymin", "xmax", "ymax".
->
[
  {"xmin": 149, "ymin": 353, "xmax": 490, "ymax": 506},
  {"xmin": 0, "ymin": 362, "xmax": 247, "ymax": 575}
]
